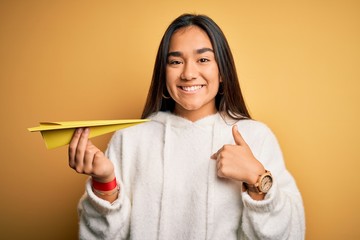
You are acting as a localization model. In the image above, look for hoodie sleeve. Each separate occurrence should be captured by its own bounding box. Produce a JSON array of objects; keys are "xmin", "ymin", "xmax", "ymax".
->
[
  {"xmin": 77, "ymin": 131, "xmax": 131, "ymax": 240},
  {"xmin": 240, "ymin": 125, "xmax": 305, "ymax": 240}
]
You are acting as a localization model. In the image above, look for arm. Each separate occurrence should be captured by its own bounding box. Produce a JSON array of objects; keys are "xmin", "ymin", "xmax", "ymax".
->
[
  {"xmin": 69, "ymin": 128, "xmax": 131, "ymax": 239},
  {"xmin": 212, "ymin": 125, "xmax": 305, "ymax": 239},
  {"xmin": 240, "ymin": 126, "xmax": 305, "ymax": 240}
]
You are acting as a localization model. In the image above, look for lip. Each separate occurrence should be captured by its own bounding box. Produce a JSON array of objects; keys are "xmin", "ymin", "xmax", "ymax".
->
[{"xmin": 178, "ymin": 84, "xmax": 205, "ymax": 93}]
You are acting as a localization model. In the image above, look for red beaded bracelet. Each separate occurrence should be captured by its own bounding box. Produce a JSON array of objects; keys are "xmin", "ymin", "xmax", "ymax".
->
[{"xmin": 92, "ymin": 177, "xmax": 117, "ymax": 191}]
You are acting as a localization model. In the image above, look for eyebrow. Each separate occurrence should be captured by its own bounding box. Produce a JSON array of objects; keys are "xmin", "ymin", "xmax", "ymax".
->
[{"xmin": 167, "ymin": 48, "xmax": 214, "ymax": 57}]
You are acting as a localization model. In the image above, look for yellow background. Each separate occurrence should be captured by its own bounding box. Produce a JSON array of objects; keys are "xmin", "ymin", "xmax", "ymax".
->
[{"xmin": 1, "ymin": 1, "xmax": 359, "ymax": 239}]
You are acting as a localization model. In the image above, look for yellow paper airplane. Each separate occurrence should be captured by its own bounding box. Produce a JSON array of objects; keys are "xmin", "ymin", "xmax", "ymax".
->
[{"xmin": 28, "ymin": 119, "xmax": 149, "ymax": 149}]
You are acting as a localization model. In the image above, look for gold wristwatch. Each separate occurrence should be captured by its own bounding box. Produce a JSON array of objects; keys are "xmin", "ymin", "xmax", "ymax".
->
[{"xmin": 244, "ymin": 170, "xmax": 273, "ymax": 194}]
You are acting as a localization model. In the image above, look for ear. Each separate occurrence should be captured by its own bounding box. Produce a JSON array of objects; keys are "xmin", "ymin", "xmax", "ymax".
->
[{"xmin": 218, "ymin": 80, "xmax": 224, "ymax": 95}]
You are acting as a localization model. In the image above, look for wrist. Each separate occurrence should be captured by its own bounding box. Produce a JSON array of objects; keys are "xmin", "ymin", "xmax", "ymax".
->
[
  {"xmin": 92, "ymin": 172, "xmax": 115, "ymax": 184},
  {"xmin": 248, "ymin": 189, "xmax": 266, "ymax": 200},
  {"xmin": 92, "ymin": 176, "xmax": 117, "ymax": 191},
  {"xmin": 92, "ymin": 186, "xmax": 120, "ymax": 196},
  {"xmin": 244, "ymin": 170, "xmax": 273, "ymax": 197},
  {"xmin": 246, "ymin": 165, "xmax": 266, "ymax": 185}
]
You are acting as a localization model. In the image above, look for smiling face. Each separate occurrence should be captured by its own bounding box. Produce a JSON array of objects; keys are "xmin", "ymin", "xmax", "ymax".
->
[{"xmin": 166, "ymin": 26, "xmax": 221, "ymax": 121}]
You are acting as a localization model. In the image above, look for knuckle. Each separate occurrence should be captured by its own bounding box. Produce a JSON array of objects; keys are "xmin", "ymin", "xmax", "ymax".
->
[
  {"xmin": 74, "ymin": 166, "xmax": 83, "ymax": 173},
  {"xmin": 95, "ymin": 151, "xmax": 104, "ymax": 158},
  {"xmin": 68, "ymin": 144, "xmax": 75, "ymax": 152},
  {"xmin": 223, "ymin": 145, "xmax": 233, "ymax": 152},
  {"xmin": 223, "ymin": 145, "xmax": 230, "ymax": 150},
  {"xmin": 83, "ymin": 167, "xmax": 92, "ymax": 175},
  {"xmin": 76, "ymin": 146, "xmax": 85, "ymax": 155},
  {"xmin": 68, "ymin": 162, "xmax": 75, "ymax": 169},
  {"xmin": 218, "ymin": 152, "xmax": 227, "ymax": 160},
  {"xmin": 85, "ymin": 148, "xmax": 93, "ymax": 156},
  {"xmin": 217, "ymin": 169, "xmax": 225, "ymax": 178}
]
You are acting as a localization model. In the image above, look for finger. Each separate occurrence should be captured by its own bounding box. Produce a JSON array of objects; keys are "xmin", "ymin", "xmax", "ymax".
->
[
  {"xmin": 217, "ymin": 167, "xmax": 225, "ymax": 178},
  {"xmin": 211, "ymin": 146, "xmax": 224, "ymax": 160},
  {"xmin": 232, "ymin": 125, "xmax": 246, "ymax": 146},
  {"xmin": 74, "ymin": 128, "xmax": 90, "ymax": 172},
  {"xmin": 69, "ymin": 128, "xmax": 83, "ymax": 168},
  {"xmin": 82, "ymin": 141, "xmax": 96, "ymax": 174},
  {"xmin": 216, "ymin": 159, "xmax": 222, "ymax": 171}
]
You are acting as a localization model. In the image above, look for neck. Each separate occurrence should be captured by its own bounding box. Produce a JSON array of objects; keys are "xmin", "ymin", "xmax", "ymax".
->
[{"xmin": 174, "ymin": 107, "xmax": 217, "ymax": 122}]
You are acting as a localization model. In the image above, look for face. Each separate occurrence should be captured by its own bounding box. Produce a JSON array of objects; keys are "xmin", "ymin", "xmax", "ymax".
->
[{"xmin": 166, "ymin": 26, "xmax": 221, "ymax": 121}]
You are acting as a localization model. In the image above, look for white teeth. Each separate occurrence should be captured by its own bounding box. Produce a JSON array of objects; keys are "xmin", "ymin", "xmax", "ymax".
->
[{"xmin": 181, "ymin": 85, "xmax": 202, "ymax": 92}]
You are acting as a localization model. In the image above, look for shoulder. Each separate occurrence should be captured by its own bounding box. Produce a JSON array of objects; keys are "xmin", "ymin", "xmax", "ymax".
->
[
  {"xmin": 234, "ymin": 119, "xmax": 278, "ymax": 146},
  {"xmin": 110, "ymin": 112, "xmax": 168, "ymax": 142},
  {"xmin": 219, "ymin": 113, "xmax": 271, "ymax": 135},
  {"xmin": 237, "ymin": 119, "xmax": 272, "ymax": 135}
]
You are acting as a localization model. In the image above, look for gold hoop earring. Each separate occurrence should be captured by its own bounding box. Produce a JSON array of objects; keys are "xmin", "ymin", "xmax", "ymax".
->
[{"xmin": 162, "ymin": 92, "xmax": 171, "ymax": 99}]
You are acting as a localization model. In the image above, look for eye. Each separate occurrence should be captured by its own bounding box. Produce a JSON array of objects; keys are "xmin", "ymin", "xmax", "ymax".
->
[
  {"xmin": 168, "ymin": 59, "xmax": 182, "ymax": 65},
  {"xmin": 199, "ymin": 58, "xmax": 210, "ymax": 63}
]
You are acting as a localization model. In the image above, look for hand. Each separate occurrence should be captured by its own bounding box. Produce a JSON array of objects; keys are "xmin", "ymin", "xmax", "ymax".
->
[
  {"xmin": 68, "ymin": 128, "xmax": 115, "ymax": 182},
  {"xmin": 211, "ymin": 125, "xmax": 265, "ymax": 184}
]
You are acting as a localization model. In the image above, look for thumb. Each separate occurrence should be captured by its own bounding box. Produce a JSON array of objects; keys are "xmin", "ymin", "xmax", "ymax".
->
[{"xmin": 232, "ymin": 125, "xmax": 246, "ymax": 146}]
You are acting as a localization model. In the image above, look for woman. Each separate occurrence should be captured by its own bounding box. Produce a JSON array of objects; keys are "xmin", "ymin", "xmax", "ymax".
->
[{"xmin": 69, "ymin": 14, "xmax": 305, "ymax": 239}]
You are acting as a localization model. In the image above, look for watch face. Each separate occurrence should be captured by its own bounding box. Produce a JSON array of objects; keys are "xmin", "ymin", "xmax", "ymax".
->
[{"xmin": 260, "ymin": 175, "xmax": 273, "ymax": 193}]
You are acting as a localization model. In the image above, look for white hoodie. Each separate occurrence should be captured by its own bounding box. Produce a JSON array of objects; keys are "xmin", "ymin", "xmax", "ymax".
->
[{"xmin": 78, "ymin": 112, "xmax": 305, "ymax": 240}]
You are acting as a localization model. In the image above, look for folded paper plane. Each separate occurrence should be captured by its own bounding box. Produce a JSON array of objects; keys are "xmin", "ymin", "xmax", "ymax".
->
[{"xmin": 28, "ymin": 119, "xmax": 149, "ymax": 149}]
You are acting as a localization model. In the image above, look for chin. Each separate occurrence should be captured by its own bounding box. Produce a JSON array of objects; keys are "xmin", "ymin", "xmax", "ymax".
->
[{"xmin": 178, "ymin": 103, "xmax": 203, "ymax": 111}]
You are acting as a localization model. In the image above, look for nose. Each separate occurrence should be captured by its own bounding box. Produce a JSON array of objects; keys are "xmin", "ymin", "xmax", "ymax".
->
[{"xmin": 180, "ymin": 61, "xmax": 198, "ymax": 80}]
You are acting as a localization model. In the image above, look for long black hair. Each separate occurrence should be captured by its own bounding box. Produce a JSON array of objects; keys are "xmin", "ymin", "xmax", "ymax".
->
[{"xmin": 141, "ymin": 14, "xmax": 251, "ymax": 120}]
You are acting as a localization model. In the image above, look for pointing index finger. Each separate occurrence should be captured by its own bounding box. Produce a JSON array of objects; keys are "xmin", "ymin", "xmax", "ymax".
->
[{"xmin": 211, "ymin": 146, "xmax": 224, "ymax": 160}]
